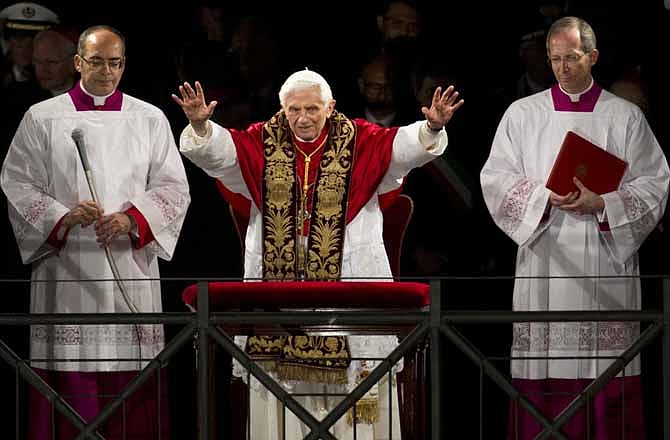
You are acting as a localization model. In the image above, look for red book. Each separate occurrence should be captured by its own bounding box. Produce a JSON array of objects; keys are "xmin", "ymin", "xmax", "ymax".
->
[{"xmin": 546, "ymin": 131, "xmax": 627, "ymax": 196}]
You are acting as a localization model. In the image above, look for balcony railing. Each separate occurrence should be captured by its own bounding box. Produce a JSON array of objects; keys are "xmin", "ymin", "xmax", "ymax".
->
[{"xmin": 1, "ymin": 275, "xmax": 669, "ymax": 439}]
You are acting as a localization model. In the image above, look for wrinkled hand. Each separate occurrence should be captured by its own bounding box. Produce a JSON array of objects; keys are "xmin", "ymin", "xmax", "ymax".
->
[
  {"xmin": 421, "ymin": 85, "xmax": 464, "ymax": 130},
  {"xmin": 94, "ymin": 212, "xmax": 134, "ymax": 247},
  {"xmin": 62, "ymin": 200, "xmax": 103, "ymax": 229},
  {"xmin": 171, "ymin": 81, "xmax": 218, "ymax": 136},
  {"xmin": 551, "ymin": 177, "xmax": 605, "ymax": 215}
]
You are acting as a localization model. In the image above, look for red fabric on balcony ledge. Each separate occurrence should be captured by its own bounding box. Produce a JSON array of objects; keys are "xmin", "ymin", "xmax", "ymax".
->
[{"xmin": 182, "ymin": 281, "xmax": 430, "ymax": 309}]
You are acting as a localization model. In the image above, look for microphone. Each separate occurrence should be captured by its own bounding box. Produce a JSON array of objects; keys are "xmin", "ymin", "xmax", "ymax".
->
[
  {"xmin": 71, "ymin": 128, "xmax": 99, "ymax": 202},
  {"xmin": 71, "ymin": 128, "xmax": 92, "ymax": 172},
  {"xmin": 70, "ymin": 128, "xmax": 139, "ymax": 314}
]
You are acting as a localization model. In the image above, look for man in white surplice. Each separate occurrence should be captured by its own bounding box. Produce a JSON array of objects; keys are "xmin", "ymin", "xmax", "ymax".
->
[
  {"xmin": 1, "ymin": 25, "xmax": 189, "ymax": 439},
  {"xmin": 481, "ymin": 16, "xmax": 669, "ymax": 439}
]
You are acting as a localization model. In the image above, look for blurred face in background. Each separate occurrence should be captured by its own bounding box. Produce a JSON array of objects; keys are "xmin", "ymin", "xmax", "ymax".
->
[
  {"xmin": 358, "ymin": 58, "xmax": 394, "ymax": 113},
  {"xmin": 378, "ymin": 2, "xmax": 420, "ymax": 42},
  {"xmin": 414, "ymin": 75, "xmax": 451, "ymax": 108},
  {"xmin": 33, "ymin": 31, "xmax": 76, "ymax": 92},
  {"xmin": 519, "ymin": 34, "xmax": 554, "ymax": 87},
  {"xmin": 6, "ymin": 30, "xmax": 35, "ymax": 68}
]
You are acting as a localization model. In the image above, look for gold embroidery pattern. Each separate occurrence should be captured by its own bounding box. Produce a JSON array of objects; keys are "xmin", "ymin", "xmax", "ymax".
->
[
  {"xmin": 262, "ymin": 112, "xmax": 297, "ymax": 280},
  {"xmin": 262, "ymin": 110, "xmax": 355, "ymax": 280},
  {"xmin": 245, "ymin": 335, "xmax": 350, "ymax": 383},
  {"xmin": 306, "ymin": 112, "xmax": 355, "ymax": 280},
  {"xmin": 256, "ymin": 111, "xmax": 356, "ymax": 384},
  {"xmin": 279, "ymin": 335, "xmax": 350, "ymax": 383}
]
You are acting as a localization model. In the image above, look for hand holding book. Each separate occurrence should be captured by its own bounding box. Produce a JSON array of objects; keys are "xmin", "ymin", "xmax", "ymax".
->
[
  {"xmin": 546, "ymin": 131, "xmax": 627, "ymax": 196},
  {"xmin": 550, "ymin": 176, "xmax": 606, "ymax": 215}
]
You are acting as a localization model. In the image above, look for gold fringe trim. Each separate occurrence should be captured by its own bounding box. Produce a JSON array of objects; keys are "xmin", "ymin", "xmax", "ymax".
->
[
  {"xmin": 276, "ymin": 364, "xmax": 348, "ymax": 385},
  {"xmin": 255, "ymin": 360, "xmax": 279, "ymax": 373},
  {"xmin": 346, "ymin": 398, "xmax": 379, "ymax": 425},
  {"xmin": 248, "ymin": 361, "xmax": 348, "ymax": 385}
]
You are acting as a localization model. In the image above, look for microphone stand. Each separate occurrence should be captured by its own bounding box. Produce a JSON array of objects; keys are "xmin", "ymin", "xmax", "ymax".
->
[
  {"xmin": 79, "ymin": 168, "xmax": 139, "ymax": 314},
  {"xmin": 72, "ymin": 130, "xmax": 144, "ymax": 371},
  {"xmin": 72, "ymin": 130, "xmax": 140, "ymax": 315}
]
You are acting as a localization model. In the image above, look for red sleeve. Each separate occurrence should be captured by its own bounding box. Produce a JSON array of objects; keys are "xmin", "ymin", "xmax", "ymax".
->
[
  {"xmin": 215, "ymin": 180, "xmax": 251, "ymax": 219},
  {"xmin": 347, "ymin": 118, "xmax": 398, "ymax": 222},
  {"xmin": 46, "ymin": 215, "xmax": 70, "ymax": 249},
  {"xmin": 227, "ymin": 122, "xmax": 265, "ymax": 210},
  {"xmin": 125, "ymin": 206, "xmax": 154, "ymax": 249}
]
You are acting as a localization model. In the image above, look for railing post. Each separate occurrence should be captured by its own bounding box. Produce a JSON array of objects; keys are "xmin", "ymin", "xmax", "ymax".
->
[
  {"xmin": 663, "ymin": 276, "xmax": 670, "ymax": 440},
  {"xmin": 197, "ymin": 281, "xmax": 210, "ymax": 440},
  {"xmin": 430, "ymin": 279, "xmax": 442, "ymax": 439}
]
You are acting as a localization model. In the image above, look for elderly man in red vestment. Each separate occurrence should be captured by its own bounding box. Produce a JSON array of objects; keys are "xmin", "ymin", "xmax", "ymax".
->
[{"xmin": 172, "ymin": 69, "xmax": 462, "ymax": 439}]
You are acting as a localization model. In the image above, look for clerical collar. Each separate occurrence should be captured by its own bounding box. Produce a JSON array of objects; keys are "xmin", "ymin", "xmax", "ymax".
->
[
  {"xmin": 551, "ymin": 78, "xmax": 601, "ymax": 112},
  {"xmin": 68, "ymin": 81, "xmax": 123, "ymax": 111},
  {"xmin": 80, "ymin": 81, "xmax": 114, "ymax": 105},
  {"xmin": 559, "ymin": 77, "xmax": 594, "ymax": 102}
]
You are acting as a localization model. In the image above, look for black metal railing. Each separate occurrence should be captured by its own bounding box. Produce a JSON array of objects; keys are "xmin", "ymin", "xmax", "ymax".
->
[{"xmin": 1, "ymin": 276, "xmax": 669, "ymax": 439}]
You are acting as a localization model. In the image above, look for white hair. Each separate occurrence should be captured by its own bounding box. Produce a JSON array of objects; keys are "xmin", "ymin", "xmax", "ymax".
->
[{"xmin": 278, "ymin": 69, "xmax": 333, "ymax": 106}]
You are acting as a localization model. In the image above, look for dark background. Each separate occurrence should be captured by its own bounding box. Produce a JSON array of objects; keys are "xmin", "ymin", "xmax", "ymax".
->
[{"xmin": 2, "ymin": 0, "xmax": 670, "ymax": 438}]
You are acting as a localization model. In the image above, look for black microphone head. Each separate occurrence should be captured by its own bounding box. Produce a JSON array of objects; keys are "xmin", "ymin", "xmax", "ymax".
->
[
  {"xmin": 71, "ymin": 128, "xmax": 84, "ymax": 144},
  {"xmin": 71, "ymin": 128, "xmax": 91, "ymax": 171}
]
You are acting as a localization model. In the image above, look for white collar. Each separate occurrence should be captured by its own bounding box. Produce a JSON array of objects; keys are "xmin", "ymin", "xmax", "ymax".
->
[
  {"xmin": 559, "ymin": 77, "xmax": 594, "ymax": 102},
  {"xmin": 80, "ymin": 82, "xmax": 115, "ymax": 106}
]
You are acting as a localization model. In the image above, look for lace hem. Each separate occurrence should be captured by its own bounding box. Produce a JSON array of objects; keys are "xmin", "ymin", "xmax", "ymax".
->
[{"xmin": 513, "ymin": 321, "xmax": 640, "ymax": 352}]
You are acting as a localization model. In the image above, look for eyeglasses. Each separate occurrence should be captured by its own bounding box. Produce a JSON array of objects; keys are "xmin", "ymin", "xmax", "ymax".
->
[
  {"xmin": 79, "ymin": 55, "xmax": 124, "ymax": 70},
  {"xmin": 548, "ymin": 52, "xmax": 588, "ymax": 66}
]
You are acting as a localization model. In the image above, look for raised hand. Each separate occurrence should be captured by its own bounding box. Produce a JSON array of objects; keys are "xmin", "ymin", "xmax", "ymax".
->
[
  {"xmin": 171, "ymin": 81, "xmax": 218, "ymax": 136},
  {"xmin": 421, "ymin": 85, "xmax": 465, "ymax": 131}
]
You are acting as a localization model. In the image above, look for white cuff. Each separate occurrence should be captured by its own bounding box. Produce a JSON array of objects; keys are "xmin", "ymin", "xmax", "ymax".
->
[
  {"xmin": 180, "ymin": 121, "xmax": 213, "ymax": 153},
  {"xmin": 192, "ymin": 121, "xmax": 212, "ymax": 142},
  {"xmin": 418, "ymin": 121, "xmax": 447, "ymax": 152}
]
